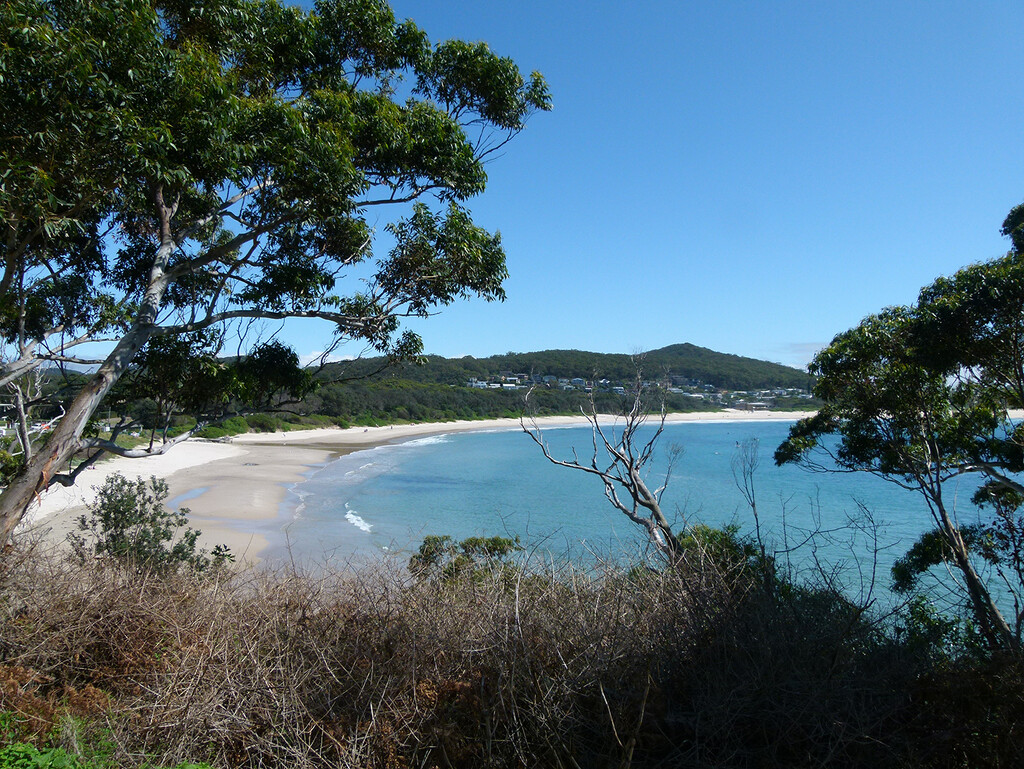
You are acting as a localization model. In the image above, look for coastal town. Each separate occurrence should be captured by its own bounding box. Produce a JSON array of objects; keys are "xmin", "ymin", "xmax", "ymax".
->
[{"xmin": 465, "ymin": 372, "xmax": 814, "ymax": 410}]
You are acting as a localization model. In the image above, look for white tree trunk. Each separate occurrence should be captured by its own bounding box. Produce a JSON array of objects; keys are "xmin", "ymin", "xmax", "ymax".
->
[
  {"xmin": 0, "ymin": 321, "xmax": 158, "ymax": 541},
  {"xmin": 0, "ymin": 190, "xmax": 176, "ymax": 542}
]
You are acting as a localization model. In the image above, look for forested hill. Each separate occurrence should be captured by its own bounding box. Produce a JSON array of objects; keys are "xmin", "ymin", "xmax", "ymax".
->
[{"xmin": 321, "ymin": 343, "xmax": 811, "ymax": 391}]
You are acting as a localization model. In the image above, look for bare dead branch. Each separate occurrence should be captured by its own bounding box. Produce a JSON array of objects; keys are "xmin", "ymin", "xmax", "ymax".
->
[{"xmin": 521, "ymin": 375, "xmax": 682, "ymax": 562}]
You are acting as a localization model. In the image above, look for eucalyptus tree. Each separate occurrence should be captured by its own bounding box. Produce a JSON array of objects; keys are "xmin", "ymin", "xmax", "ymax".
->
[
  {"xmin": 776, "ymin": 210, "xmax": 1024, "ymax": 651},
  {"xmin": 0, "ymin": 0, "xmax": 550, "ymax": 539}
]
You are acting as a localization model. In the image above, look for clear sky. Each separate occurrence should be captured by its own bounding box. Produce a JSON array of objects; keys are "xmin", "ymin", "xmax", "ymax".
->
[{"xmin": 291, "ymin": 0, "xmax": 1024, "ymax": 370}]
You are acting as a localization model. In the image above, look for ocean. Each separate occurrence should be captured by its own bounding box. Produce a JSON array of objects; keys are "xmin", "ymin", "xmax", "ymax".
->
[{"xmin": 259, "ymin": 419, "xmax": 992, "ymax": 605}]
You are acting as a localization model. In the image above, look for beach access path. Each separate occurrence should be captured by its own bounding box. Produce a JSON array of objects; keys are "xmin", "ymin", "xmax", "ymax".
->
[{"xmin": 21, "ymin": 409, "xmax": 816, "ymax": 561}]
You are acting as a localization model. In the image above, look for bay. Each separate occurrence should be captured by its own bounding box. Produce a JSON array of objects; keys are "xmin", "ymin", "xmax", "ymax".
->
[{"xmin": 263, "ymin": 420, "xmax": 993, "ymax": 606}]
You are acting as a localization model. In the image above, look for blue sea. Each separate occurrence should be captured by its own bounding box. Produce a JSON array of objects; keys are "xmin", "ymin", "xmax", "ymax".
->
[{"xmin": 259, "ymin": 420, "xmax": 994, "ymax": 604}]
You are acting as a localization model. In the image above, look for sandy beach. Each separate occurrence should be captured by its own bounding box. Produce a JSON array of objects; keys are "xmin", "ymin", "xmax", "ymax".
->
[{"xmin": 22, "ymin": 409, "xmax": 815, "ymax": 561}]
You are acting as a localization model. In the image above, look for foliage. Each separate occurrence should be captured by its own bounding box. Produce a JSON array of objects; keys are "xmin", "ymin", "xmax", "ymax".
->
[
  {"xmin": 893, "ymin": 595, "xmax": 985, "ymax": 663},
  {"xmin": 676, "ymin": 522, "xmax": 772, "ymax": 581},
  {"xmin": 322, "ymin": 342, "xmax": 813, "ymax": 391},
  {"xmin": 0, "ymin": 741, "xmax": 214, "ymax": 769},
  {"xmin": 298, "ymin": 341, "xmax": 815, "ymax": 427},
  {"xmin": 193, "ymin": 415, "xmax": 249, "ymax": 439},
  {"xmin": 233, "ymin": 342, "xmax": 314, "ymax": 409},
  {"xmin": 7, "ymin": 542, "xmax": 1023, "ymax": 768},
  {"xmin": 408, "ymin": 533, "xmax": 522, "ymax": 581},
  {"xmin": 891, "ymin": 525, "xmax": 992, "ymax": 595},
  {"xmin": 118, "ymin": 333, "xmax": 237, "ymax": 424},
  {"xmin": 0, "ymin": 0, "xmax": 550, "ymax": 537},
  {"xmin": 67, "ymin": 473, "xmax": 232, "ymax": 573},
  {"xmin": 108, "ymin": 336, "xmax": 315, "ymax": 436},
  {"xmin": 892, "ymin": 487, "xmax": 1024, "ymax": 644},
  {"xmin": 0, "ymin": 743, "xmax": 81, "ymax": 769},
  {"xmin": 243, "ymin": 412, "xmax": 282, "ymax": 432},
  {"xmin": 302, "ymin": 376, "xmax": 716, "ymax": 425},
  {"xmin": 0, "ymin": 453, "xmax": 21, "ymax": 487},
  {"xmin": 775, "ymin": 203, "xmax": 1024, "ymax": 652}
]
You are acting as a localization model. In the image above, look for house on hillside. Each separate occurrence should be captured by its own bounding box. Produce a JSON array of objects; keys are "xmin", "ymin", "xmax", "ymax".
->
[{"xmin": 736, "ymin": 400, "xmax": 769, "ymax": 411}]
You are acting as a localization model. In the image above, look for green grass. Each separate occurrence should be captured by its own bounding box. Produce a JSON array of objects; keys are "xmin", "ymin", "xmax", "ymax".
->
[{"xmin": 0, "ymin": 741, "xmax": 214, "ymax": 769}]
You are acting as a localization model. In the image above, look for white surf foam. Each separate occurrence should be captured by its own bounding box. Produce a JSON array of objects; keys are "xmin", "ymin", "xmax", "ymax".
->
[
  {"xmin": 403, "ymin": 434, "xmax": 451, "ymax": 447},
  {"xmin": 345, "ymin": 507, "xmax": 373, "ymax": 533}
]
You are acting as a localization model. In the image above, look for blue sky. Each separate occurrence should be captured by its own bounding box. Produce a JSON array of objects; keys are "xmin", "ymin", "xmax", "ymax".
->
[{"xmin": 291, "ymin": 0, "xmax": 1024, "ymax": 370}]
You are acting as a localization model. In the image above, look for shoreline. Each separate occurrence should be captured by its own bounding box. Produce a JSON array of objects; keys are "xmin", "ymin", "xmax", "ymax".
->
[
  {"xmin": 232, "ymin": 408, "xmax": 816, "ymax": 450},
  {"xmin": 23, "ymin": 409, "xmax": 815, "ymax": 561}
]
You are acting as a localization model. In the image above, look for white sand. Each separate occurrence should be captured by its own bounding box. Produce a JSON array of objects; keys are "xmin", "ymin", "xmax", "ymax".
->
[
  {"xmin": 233, "ymin": 409, "xmax": 816, "ymax": 448},
  {"xmin": 21, "ymin": 441, "xmax": 246, "ymax": 527}
]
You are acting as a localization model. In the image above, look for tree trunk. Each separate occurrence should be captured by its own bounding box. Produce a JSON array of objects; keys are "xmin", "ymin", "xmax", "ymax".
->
[
  {"xmin": 935, "ymin": 499, "xmax": 1018, "ymax": 651},
  {"xmin": 0, "ymin": 322, "xmax": 158, "ymax": 542},
  {"xmin": 12, "ymin": 384, "xmax": 31, "ymax": 463},
  {"xmin": 0, "ymin": 187, "xmax": 178, "ymax": 544}
]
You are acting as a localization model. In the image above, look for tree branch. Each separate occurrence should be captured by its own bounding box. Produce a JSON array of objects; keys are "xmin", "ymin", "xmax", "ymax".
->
[
  {"xmin": 77, "ymin": 425, "xmax": 202, "ymax": 460},
  {"xmin": 521, "ymin": 383, "xmax": 680, "ymax": 560}
]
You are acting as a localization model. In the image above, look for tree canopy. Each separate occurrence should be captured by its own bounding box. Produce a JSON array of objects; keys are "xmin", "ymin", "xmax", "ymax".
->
[
  {"xmin": 776, "ymin": 206, "xmax": 1024, "ymax": 651},
  {"xmin": 0, "ymin": 0, "xmax": 549, "ymax": 538}
]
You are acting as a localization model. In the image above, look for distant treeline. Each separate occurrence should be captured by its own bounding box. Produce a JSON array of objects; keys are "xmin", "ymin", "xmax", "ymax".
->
[
  {"xmin": 321, "ymin": 343, "xmax": 813, "ymax": 391},
  {"xmin": 299, "ymin": 379, "xmax": 717, "ymax": 425},
  {"xmin": 39, "ymin": 343, "xmax": 815, "ymax": 436}
]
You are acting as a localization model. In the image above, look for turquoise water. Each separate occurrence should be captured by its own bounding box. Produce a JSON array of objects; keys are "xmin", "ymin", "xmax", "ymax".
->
[{"xmin": 261, "ymin": 420, "xmax": 993, "ymax": 603}]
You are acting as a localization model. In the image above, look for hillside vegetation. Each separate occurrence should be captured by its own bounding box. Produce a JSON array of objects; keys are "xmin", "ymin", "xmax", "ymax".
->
[
  {"xmin": 321, "ymin": 343, "xmax": 812, "ymax": 391},
  {"xmin": 278, "ymin": 343, "xmax": 814, "ymax": 428},
  {"xmin": 20, "ymin": 343, "xmax": 814, "ymax": 449}
]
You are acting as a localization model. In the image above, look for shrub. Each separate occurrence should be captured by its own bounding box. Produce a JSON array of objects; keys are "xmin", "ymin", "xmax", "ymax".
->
[
  {"xmin": 0, "ymin": 742, "xmax": 216, "ymax": 769},
  {"xmin": 194, "ymin": 416, "xmax": 249, "ymax": 439},
  {"xmin": 67, "ymin": 474, "xmax": 232, "ymax": 573},
  {"xmin": 0, "ymin": 548, "xmax": 922, "ymax": 769},
  {"xmin": 243, "ymin": 413, "xmax": 281, "ymax": 432},
  {"xmin": 4, "ymin": 533, "xmax": 1022, "ymax": 768},
  {"xmin": 222, "ymin": 416, "xmax": 250, "ymax": 434},
  {"xmin": 0, "ymin": 743, "xmax": 81, "ymax": 768},
  {"xmin": 0, "ymin": 451, "xmax": 21, "ymax": 486},
  {"xmin": 409, "ymin": 534, "xmax": 522, "ymax": 581}
]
